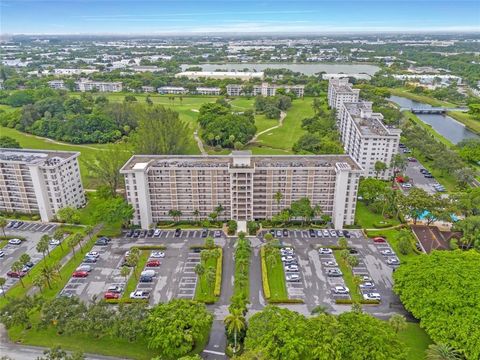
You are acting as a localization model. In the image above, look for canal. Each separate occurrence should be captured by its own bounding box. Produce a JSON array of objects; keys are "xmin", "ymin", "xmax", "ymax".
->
[{"xmin": 389, "ymin": 95, "xmax": 479, "ymax": 144}]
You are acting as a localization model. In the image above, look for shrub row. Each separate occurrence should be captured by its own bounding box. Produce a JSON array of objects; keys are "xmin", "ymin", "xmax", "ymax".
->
[
  {"xmin": 373, "ymin": 221, "xmax": 395, "ymax": 228},
  {"xmin": 0, "ymin": 235, "xmax": 27, "ymax": 241},
  {"xmin": 268, "ymin": 298, "xmax": 304, "ymax": 304},
  {"xmin": 214, "ymin": 247, "xmax": 223, "ymax": 297},
  {"xmin": 104, "ymin": 298, "xmax": 149, "ymax": 304},
  {"xmin": 260, "ymin": 246, "xmax": 271, "ymax": 299},
  {"xmin": 136, "ymin": 245, "xmax": 167, "ymax": 250}
]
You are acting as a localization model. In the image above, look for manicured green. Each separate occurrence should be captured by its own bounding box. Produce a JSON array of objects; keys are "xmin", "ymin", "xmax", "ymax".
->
[
  {"xmin": 397, "ymin": 322, "xmax": 432, "ymax": 360},
  {"xmin": 333, "ymin": 250, "xmax": 362, "ymax": 302},
  {"xmin": 229, "ymin": 98, "xmax": 255, "ymax": 109},
  {"xmin": 355, "ymin": 201, "xmax": 400, "ymax": 229},
  {"xmin": 255, "ymin": 114, "xmax": 279, "ymax": 133},
  {"xmin": 265, "ymin": 253, "xmax": 288, "ymax": 301},
  {"xmin": 77, "ymin": 193, "xmax": 122, "ymax": 237},
  {"xmin": 122, "ymin": 250, "xmax": 150, "ymax": 299},
  {"xmin": 447, "ymin": 111, "xmax": 480, "ymax": 135},
  {"xmin": 194, "ymin": 255, "xmax": 219, "ymax": 303}
]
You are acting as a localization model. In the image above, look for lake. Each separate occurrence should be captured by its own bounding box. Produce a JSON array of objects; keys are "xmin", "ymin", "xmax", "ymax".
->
[
  {"xmin": 389, "ymin": 95, "xmax": 479, "ymax": 144},
  {"xmin": 181, "ymin": 63, "xmax": 380, "ymax": 76}
]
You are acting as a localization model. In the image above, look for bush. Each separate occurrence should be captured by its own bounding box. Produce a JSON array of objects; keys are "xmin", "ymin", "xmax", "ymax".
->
[
  {"xmin": 227, "ymin": 220, "xmax": 237, "ymax": 235},
  {"xmin": 247, "ymin": 221, "xmax": 260, "ymax": 235},
  {"xmin": 373, "ymin": 221, "xmax": 394, "ymax": 228},
  {"xmin": 260, "ymin": 247, "xmax": 271, "ymax": 299},
  {"xmin": 135, "ymin": 245, "xmax": 167, "ymax": 250},
  {"xmin": 268, "ymin": 299, "xmax": 304, "ymax": 304},
  {"xmin": 214, "ymin": 248, "xmax": 223, "ymax": 297}
]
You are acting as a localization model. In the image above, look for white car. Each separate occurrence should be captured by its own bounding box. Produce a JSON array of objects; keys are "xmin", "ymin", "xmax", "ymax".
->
[
  {"xmin": 286, "ymin": 274, "xmax": 300, "ymax": 282},
  {"xmin": 76, "ymin": 264, "xmax": 92, "ymax": 272},
  {"xmin": 402, "ymin": 183, "xmax": 412, "ymax": 189},
  {"xmin": 322, "ymin": 229, "xmax": 330, "ymax": 237},
  {"xmin": 380, "ymin": 249, "xmax": 395, "ymax": 256},
  {"xmin": 316, "ymin": 230, "xmax": 323, "ymax": 237},
  {"xmin": 281, "ymin": 249, "xmax": 294, "ymax": 256},
  {"xmin": 332, "ymin": 286, "xmax": 349, "ymax": 294},
  {"xmin": 129, "ymin": 290, "xmax": 150, "ymax": 299},
  {"xmin": 49, "ymin": 239, "xmax": 60, "ymax": 246},
  {"xmin": 281, "ymin": 247, "xmax": 294, "ymax": 252},
  {"xmin": 141, "ymin": 269, "xmax": 156, "ymax": 277},
  {"xmin": 0, "ymin": 250, "xmax": 4, "ymax": 258},
  {"xmin": 318, "ymin": 248, "xmax": 333, "ymax": 254},
  {"xmin": 387, "ymin": 257, "xmax": 401, "ymax": 265},
  {"xmin": 363, "ymin": 292, "xmax": 381, "ymax": 301},
  {"xmin": 153, "ymin": 229, "xmax": 161, "ymax": 237},
  {"xmin": 107, "ymin": 285, "xmax": 123, "ymax": 293},
  {"xmin": 284, "ymin": 264, "xmax": 299, "ymax": 272},
  {"xmin": 281, "ymin": 255, "xmax": 295, "ymax": 262},
  {"xmin": 8, "ymin": 238, "xmax": 21, "ymax": 245},
  {"xmin": 327, "ymin": 268, "xmax": 343, "ymax": 277},
  {"xmin": 329, "ymin": 230, "xmax": 337, "ymax": 237},
  {"xmin": 323, "ymin": 261, "xmax": 338, "ymax": 267},
  {"xmin": 359, "ymin": 281, "xmax": 375, "ymax": 289},
  {"xmin": 86, "ymin": 251, "xmax": 100, "ymax": 258},
  {"xmin": 361, "ymin": 275, "xmax": 372, "ymax": 282},
  {"xmin": 150, "ymin": 251, "xmax": 165, "ymax": 258}
]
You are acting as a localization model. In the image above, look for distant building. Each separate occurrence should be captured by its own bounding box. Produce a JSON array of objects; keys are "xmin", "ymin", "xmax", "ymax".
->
[
  {"xmin": 195, "ymin": 87, "xmax": 221, "ymax": 96},
  {"xmin": 131, "ymin": 66, "xmax": 164, "ymax": 73},
  {"xmin": 141, "ymin": 86, "xmax": 155, "ymax": 93},
  {"xmin": 253, "ymin": 83, "xmax": 304, "ymax": 97},
  {"xmin": 120, "ymin": 151, "xmax": 362, "ymax": 230},
  {"xmin": 338, "ymin": 102, "xmax": 401, "ymax": 179},
  {"xmin": 53, "ymin": 68, "xmax": 97, "ymax": 76},
  {"xmin": 75, "ymin": 80, "xmax": 122, "ymax": 92},
  {"xmin": 48, "ymin": 80, "xmax": 67, "ymax": 90},
  {"xmin": 327, "ymin": 78, "xmax": 360, "ymax": 114},
  {"xmin": 0, "ymin": 149, "xmax": 85, "ymax": 222},
  {"xmin": 226, "ymin": 84, "xmax": 244, "ymax": 97},
  {"xmin": 157, "ymin": 86, "xmax": 187, "ymax": 95},
  {"xmin": 176, "ymin": 71, "xmax": 264, "ymax": 81},
  {"xmin": 322, "ymin": 73, "xmax": 371, "ymax": 81}
]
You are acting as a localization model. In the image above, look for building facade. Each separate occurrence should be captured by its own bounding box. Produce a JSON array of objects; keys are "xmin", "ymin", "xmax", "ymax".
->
[
  {"xmin": 75, "ymin": 80, "xmax": 123, "ymax": 92},
  {"xmin": 226, "ymin": 84, "xmax": 243, "ymax": 96},
  {"xmin": 196, "ymin": 87, "xmax": 221, "ymax": 96},
  {"xmin": 338, "ymin": 102, "xmax": 401, "ymax": 179},
  {"xmin": 120, "ymin": 151, "xmax": 362, "ymax": 230},
  {"xmin": 327, "ymin": 78, "xmax": 360, "ymax": 113},
  {"xmin": 48, "ymin": 80, "xmax": 67, "ymax": 90},
  {"xmin": 0, "ymin": 149, "xmax": 86, "ymax": 222},
  {"xmin": 252, "ymin": 83, "xmax": 305, "ymax": 97},
  {"xmin": 157, "ymin": 86, "xmax": 187, "ymax": 95}
]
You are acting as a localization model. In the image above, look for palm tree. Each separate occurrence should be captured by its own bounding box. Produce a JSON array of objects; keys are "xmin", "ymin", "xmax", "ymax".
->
[
  {"xmin": 73, "ymin": 232, "xmax": 84, "ymax": 252},
  {"xmin": 347, "ymin": 255, "xmax": 359, "ymax": 268},
  {"xmin": 193, "ymin": 209, "xmax": 200, "ymax": 224},
  {"xmin": 266, "ymin": 250, "xmax": 278, "ymax": 267},
  {"xmin": 19, "ymin": 253, "xmax": 31, "ymax": 267},
  {"xmin": 0, "ymin": 217, "xmax": 7, "ymax": 238},
  {"xmin": 224, "ymin": 308, "xmax": 246, "ymax": 355},
  {"xmin": 168, "ymin": 209, "xmax": 182, "ymax": 223},
  {"xmin": 120, "ymin": 266, "xmax": 130, "ymax": 283},
  {"xmin": 11, "ymin": 260, "xmax": 25, "ymax": 287},
  {"xmin": 36, "ymin": 236, "xmax": 49, "ymax": 259},
  {"xmin": 0, "ymin": 277, "xmax": 6, "ymax": 297},
  {"xmin": 67, "ymin": 236, "xmax": 77, "ymax": 257},
  {"xmin": 206, "ymin": 266, "xmax": 216, "ymax": 292},
  {"xmin": 53, "ymin": 228, "xmax": 65, "ymax": 249},
  {"xmin": 425, "ymin": 344, "xmax": 464, "ymax": 360},
  {"xmin": 40, "ymin": 265, "xmax": 57, "ymax": 289},
  {"xmin": 84, "ymin": 225, "xmax": 94, "ymax": 240},
  {"xmin": 194, "ymin": 263, "xmax": 205, "ymax": 295},
  {"xmin": 273, "ymin": 191, "xmax": 283, "ymax": 208},
  {"xmin": 352, "ymin": 275, "xmax": 363, "ymax": 290},
  {"xmin": 215, "ymin": 204, "xmax": 224, "ymax": 217},
  {"xmin": 32, "ymin": 275, "xmax": 43, "ymax": 293},
  {"xmin": 388, "ymin": 314, "xmax": 407, "ymax": 333}
]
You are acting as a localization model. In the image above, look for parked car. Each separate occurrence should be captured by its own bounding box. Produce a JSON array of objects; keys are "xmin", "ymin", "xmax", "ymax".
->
[
  {"xmin": 8, "ymin": 238, "xmax": 21, "ymax": 245},
  {"xmin": 133, "ymin": 230, "xmax": 140, "ymax": 238},
  {"xmin": 323, "ymin": 261, "xmax": 337, "ymax": 267},
  {"xmin": 318, "ymin": 248, "xmax": 333, "ymax": 254},
  {"xmin": 399, "ymin": 143, "xmax": 406, "ymax": 148},
  {"xmin": 361, "ymin": 275, "xmax": 372, "ymax": 282},
  {"xmin": 281, "ymin": 255, "xmax": 295, "ymax": 262},
  {"xmin": 336, "ymin": 230, "xmax": 344, "ymax": 237},
  {"xmin": 283, "ymin": 259, "xmax": 298, "ymax": 266},
  {"xmin": 343, "ymin": 230, "xmax": 351, "ymax": 238},
  {"xmin": 214, "ymin": 230, "xmax": 222, "ymax": 238},
  {"xmin": 146, "ymin": 229, "xmax": 154, "ymax": 237},
  {"xmin": 308, "ymin": 229, "xmax": 316, "ymax": 237},
  {"xmin": 332, "ymin": 286, "xmax": 349, "ymax": 294},
  {"xmin": 286, "ymin": 274, "xmax": 301, "ymax": 282},
  {"xmin": 107, "ymin": 285, "xmax": 123, "ymax": 293},
  {"xmin": 281, "ymin": 247, "xmax": 294, "ymax": 252},
  {"xmin": 6, "ymin": 221, "xmax": 15, "ymax": 228},
  {"xmin": 282, "ymin": 229, "xmax": 289, "ymax": 237},
  {"xmin": 72, "ymin": 271, "xmax": 89, "ymax": 278},
  {"xmin": 104, "ymin": 292, "xmax": 120, "ymax": 300},
  {"xmin": 146, "ymin": 260, "xmax": 161, "ymax": 267},
  {"xmin": 130, "ymin": 290, "xmax": 150, "ymax": 299},
  {"xmin": 83, "ymin": 257, "xmax": 97, "ymax": 263},
  {"xmin": 49, "ymin": 239, "xmax": 60, "ymax": 246},
  {"xmin": 153, "ymin": 229, "xmax": 161, "ymax": 237},
  {"xmin": 281, "ymin": 249, "xmax": 294, "ymax": 256},
  {"xmin": 348, "ymin": 248, "xmax": 359, "ymax": 254},
  {"xmin": 86, "ymin": 251, "xmax": 100, "ymax": 258},
  {"xmin": 363, "ymin": 292, "xmax": 381, "ymax": 301},
  {"xmin": 174, "ymin": 228, "xmax": 181, "ymax": 237},
  {"xmin": 284, "ymin": 264, "xmax": 299, "ymax": 272},
  {"xmin": 126, "ymin": 230, "xmax": 134, "ymax": 237},
  {"xmin": 276, "ymin": 230, "xmax": 283, "ymax": 238},
  {"xmin": 0, "ymin": 250, "xmax": 4, "ymax": 258},
  {"xmin": 322, "ymin": 229, "xmax": 330, "ymax": 237},
  {"xmin": 326, "ymin": 268, "xmax": 342, "ymax": 277},
  {"xmin": 387, "ymin": 257, "xmax": 401, "ymax": 265},
  {"xmin": 359, "ymin": 281, "xmax": 375, "ymax": 289},
  {"xmin": 141, "ymin": 269, "xmax": 156, "ymax": 277},
  {"xmin": 329, "ymin": 230, "xmax": 337, "ymax": 237},
  {"xmin": 98, "ymin": 236, "xmax": 111, "ymax": 243},
  {"xmin": 401, "ymin": 183, "xmax": 412, "ymax": 189},
  {"xmin": 140, "ymin": 230, "xmax": 147, "ymax": 237},
  {"xmin": 95, "ymin": 238, "xmax": 108, "ymax": 246},
  {"xmin": 420, "ymin": 168, "xmax": 429, "ymax": 174},
  {"xmin": 150, "ymin": 251, "xmax": 165, "ymax": 258},
  {"xmin": 140, "ymin": 275, "xmax": 153, "ymax": 283},
  {"xmin": 316, "ymin": 230, "xmax": 323, "ymax": 237},
  {"xmin": 424, "ymin": 174, "xmax": 434, "ymax": 179},
  {"xmin": 380, "ymin": 249, "xmax": 395, "ymax": 256},
  {"xmin": 201, "ymin": 229, "xmax": 208, "ymax": 238},
  {"xmin": 269, "ymin": 229, "xmax": 275, "ymax": 236},
  {"xmin": 76, "ymin": 265, "xmax": 92, "ymax": 272},
  {"xmin": 7, "ymin": 270, "xmax": 26, "ymax": 278},
  {"xmin": 372, "ymin": 237, "xmax": 386, "ymax": 243},
  {"xmin": 13, "ymin": 221, "xmax": 23, "ymax": 228}
]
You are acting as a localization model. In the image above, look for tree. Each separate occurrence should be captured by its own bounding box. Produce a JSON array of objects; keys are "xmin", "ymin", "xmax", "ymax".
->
[
  {"xmin": 0, "ymin": 217, "xmax": 7, "ymax": 238},
  {"xmin": 94, "ymin": 197, "xmax": 134, "ymax": 227},
  {"xmin": 168, "ymin": 209, "xmax": 182, "ymax": 223},
  {"xmin": 398, "ymin": 188, "xmax": 435, "ymax": 224},
  {"xmin": 388, "ymin": 314, "xmax": 407, "ymax": 333},
  {"xmin": 56, "ymin": 207, "xmax": 80, "ymax": 224},
  {"xmin": 40, "ymin": 265, "xmax": 59, "ymax": 289},
  {"xmin": 394, "ymin": 251, "xmax": 480, "ymax": 359},
  {"xmin": 0, "ymin": 136, "xmax": 21, "ymax": 149},
  {"xmin": 194, "ymin": 264, "xmax": 205, "ymax": 294},
  {"xmin": 0, "ymin": 277, "xmax": 6, "ymax": 297},
  {"xmin": 346, "ymin": 255, "xmax": 359, "ymax": 268},
  {"xmin": 120, "ymin": 266, "xmax": 130, "ymax": 283},
  {"xmin": 19, "ymin": 253, "xmax": 31, "ymax": 267},
  {"xmin": 72, "ymin": 232, "xmax": 84, "ymax": 252},
  {"xmin": 85, "ymin": 143, "xmax": 132, "ymax": 197},
  {"xmin": 132, "ymin": 105, "xmax": 191, "ymax": 154},
  {"xmin": 397, "ymin": 230, "xmax": 412, "ymax": 255},
  {"xmin": 290, "ymin": 197, "xmax": 314, "ymax": 224},
  {"xmin": 37, "ymin": 235, "xmax": 50, "ymax": 259},
  {"xmin": 67, "ymin": 235, "xmax": 77, "ymax": 257},
  {"xmin": 224, "ymin": 308, "xmax": 246, "ymax": 355},
  {"xmin": 53, "ymin": 228, "xmax": 65, "ymax": 249},
  {"xmin": 206, "ymin": 266, "xmax": 216, "ymax": 290},
  {"xmin": 11, "ymin": 260, "xmax": 25, "ymax": 287},
  {"xmin": 193, "ymin": 209, "xmax": 200, "ymax": 223},
  {"xmin": 274, "ymin": 191, "xmax": 283, "ymax": 207},
  {"xmin": 425, "ymin": 344, "xmax": 464, "ymax": 360},
  {"xmin": 145, "ymin": 299, "xmax": 213, "ymax": 359},
  {"xmin": 36, "ymin": 346, "xmax": 85, "ymax": 360},
  {"xmin": 374, "ymin": 161, "xmax": 388, "ymax": 179},
  {"xmin": 338, "ymin": 237, "xmax": 348, "ymax": 249}
]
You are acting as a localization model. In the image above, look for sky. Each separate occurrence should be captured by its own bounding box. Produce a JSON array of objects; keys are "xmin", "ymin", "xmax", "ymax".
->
[{"xmin": 1, "ymin": 0, "xmax": 479, "ymax": 35}]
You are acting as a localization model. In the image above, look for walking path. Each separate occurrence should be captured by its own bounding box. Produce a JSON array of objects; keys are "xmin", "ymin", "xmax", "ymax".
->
[
  {"xmin": 194, "ymin": 130, "xmax": 208, "ymax": 155},
  {"xmin": 248, "ymin": 111, "xmax": 286, "ymax": 144}
]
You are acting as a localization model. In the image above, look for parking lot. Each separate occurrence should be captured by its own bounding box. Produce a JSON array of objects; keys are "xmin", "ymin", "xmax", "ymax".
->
[{"xmin": 6, "ymin": 220, "xmax": 57, "ymax": 233}]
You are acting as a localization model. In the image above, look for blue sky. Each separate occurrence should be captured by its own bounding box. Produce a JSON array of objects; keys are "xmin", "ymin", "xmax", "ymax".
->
[{"xmin": 1, "ymin": 1, "xmax": 479, "ymax": 34}]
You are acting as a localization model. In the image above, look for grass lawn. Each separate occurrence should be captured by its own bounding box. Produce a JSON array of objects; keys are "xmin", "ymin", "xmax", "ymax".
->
[
  {"xmin": 77, "ymin": 193, "xmax": 122, "ymax": 237},
  {"xmin": 447, "ymin": 111, "xmax": 480, "ymax": 135},
  {"xmin": 0, "ymin": 239, "xmax": 7, "ymax": 250},
  {"xmin": 397, "ymin": 322, "xmax": 432, "ymax": 360},
  {"xmin": 255, "ymin": 114, "xmax": 279, "ymax": 133},
  {"xmin": 253, "ymin": 98, "xmax": 313, "ymax": 151},
  {"xmin": 265, "ymin": 251, "xmax": 288, "ymax": 301},
  {"xmin": 229, "ymin": 97, "xmax": 255, "ymax": 110},
  {"xmin": 365, "ymin": 228, "xmax": 420, "ymax": 263},
  {"xmin": 333, "ymin": 250, "xmax": 362, "ymax": 302},
  {"xmin": 390, "ymin": 88, "xmax": 457, "ymax": 108},
  {"xmin": 355, "ymin": 201, "xmax": 400, "ymax": 229},
  {"xmin": 122, "ymin": 250, "xmax": 150, "ymax": 299},
  {"xmin": 194, "ymin": 254, "xmax": 220, "ymax": 303}
]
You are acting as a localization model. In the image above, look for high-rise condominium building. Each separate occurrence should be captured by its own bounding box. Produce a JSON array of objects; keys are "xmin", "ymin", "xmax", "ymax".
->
[
  {"xmin": 120, "ymin": 151, "xmax": 362, "ymax": 230},
  {"xmin": 327, "ymin": 78, "xmax": 360, "ymax": 114},
  {"xmin": 0, "ymin": 149, "xmax": 85, "ymax": 222},
  {"xmin": 338, "ymin": 102, "xmax": 401, "ymax": 179}
]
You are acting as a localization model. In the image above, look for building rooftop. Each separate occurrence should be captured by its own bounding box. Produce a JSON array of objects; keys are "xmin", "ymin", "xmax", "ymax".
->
[
  {"xmin": 0, "ymin": 148, "xmax": 79, "ymax": 166},
  {"xmin": 343, "ymin": 102, "xmax": 399, "ymax": 137}
]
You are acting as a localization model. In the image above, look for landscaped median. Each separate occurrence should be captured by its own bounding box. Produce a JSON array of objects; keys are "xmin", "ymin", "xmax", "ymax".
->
[{"xmin": 194, "ymin": 246, "xmax": 223, "ymax": 303}]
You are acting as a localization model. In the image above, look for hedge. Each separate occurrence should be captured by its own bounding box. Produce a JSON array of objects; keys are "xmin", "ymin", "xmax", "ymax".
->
[
  {"xmin": 0, "ymin": 235, "xmax": 27, "ymax": 241},
  {"xmin": 268, "ymin": 298, "xmax": 304, "ymax": 304},
  {"xmin": 373, "ymin": 221, "xmax": 395, "ymax": 228},
  {"xmin": 260, "ymin": 246, "xmax": 271, "ymax": 299},
  {"xmin": 104, "ymin": 298, "xmax": 149, "ymax": 304},
  {"xmin": 135, "ymin": 245, "xmax": 166, "ymax": 250},
  {"xmin": 335, "ymin": 299, "xmax": 381, "ymax": 305},
  {"xmin": 214, "ymin": 247, "xmax": 223, "ymax": 297}
]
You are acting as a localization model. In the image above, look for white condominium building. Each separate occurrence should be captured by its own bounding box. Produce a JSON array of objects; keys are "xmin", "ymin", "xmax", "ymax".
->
[
  {"xmin": 48, "ymin": 80, "xmax": 67, "ymax": 90},
  {"xmin": 253, "ymin": 83, "xmax": 305, "ymax": 97},
  {"xmin": 157, "ymin": 86, "xmax": 188, "ymax": 95},
  {"xmin": 175, "ymin": 71, "xmax": 264, "ymax": 81},
  {"xmin": 0, "ymin": 149, "xmax": 86, "ymax": 222},
  {"xmin": 75, "ymin": 80, "xmax": 123, "ymax": 92},
  {"xmin": 226, "ymin": 84, "xmax": 243, "ymax": 96},
  {"xmin": 338, "ymin": 102, "xmax": 401, "ymax": 180},
  {"xmin": 120, "ymin": 151, "xmax": 362, "ymax": 230},
  {"xmin": 327, "ymin": 78, "xmax": 360, "ymax": 114},
  {"xmin": 196, "ymin": 87, "xmax": 221, "ymax": 96}
]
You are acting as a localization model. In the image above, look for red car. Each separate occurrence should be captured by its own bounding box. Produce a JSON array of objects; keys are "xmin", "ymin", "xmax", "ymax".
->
[
  {"xmin": 7, "ymin": 270, "xmax": 26, "ymax": 278},
  {"xmin": 372, "ymin": 237, "xmax": 387, "ymax": 243},
  {"xmin": 104, "ymin": 291, "xmax": 120, "ymax": 300},
  {"xmin": 72, "ymin": 270, "xmax": 89, "ymax": 278},
  {"xmin": 146, "ymin": 260, "xmax": 161, "ymax": 267}
]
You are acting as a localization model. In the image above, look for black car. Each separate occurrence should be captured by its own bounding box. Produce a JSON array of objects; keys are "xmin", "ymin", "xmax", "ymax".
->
[
  {"xmin": 140, "ymin": 230, "xmax": 147, "ymax": 237},
  {"xmin": 424, "ymin": 174, "xmax": 434, "ymax": 178},
  {"xmin": 126, "ymin": 230, "xmax": 134, "ymax": 237},
  {"xmin": 95, "ymin": 239, "xmax": 108, "ymax": 246},
  {"xmin": 282, "ymin": 229, "xmax": 289, "ymax": 237},
  {"xmin": 419, "ymin": 169, "xmax": 429, "ymax": 174},
  {"xmin": 140, "ymin": 275, "xmax": 153, "ymax": 283},
  {"xmin": 6, "ymin": 221, "xmax": 15, "ymax": 229},
  {"xmin": 13, "ymin": 221, "xmax": 22, "ymax": 229},
  {"xmin": 201, "ymin": 229, "xmax": 208, "ymax": 238},
  {"xmin": 343, "ymin": 230, "xmax": 351, "ymax": 238},
  {"xmin": 147, "ymin": 229, "xmax": 154, "ymax": 237},
  {"xmin": 25, "ymin": 261, "xmax": 34, "ymax": 268},
  {"xmin": 399, "ymin": 143, "xmax": 406, "ymax": 148},
  {"xmin": 174, "ymin": 228, "xmax": 182, "ymax": 237},
  {"xmin": 133, "ymin": 230, "xmax": 140, "ymax": 238},
  {"xmin": 269, "ymin": 229, "xmax": 275, "ymax": 235},
  {"xmin": 348, "ymin": 248, "xmax": 359, "ymax": 254},
  {"xmin": 192, "ymin": 247, "xmax": 202, "ymax": 253},
  {"xmin": 308, "ymin": 229, "xmax": 316, "ymax": 237}
]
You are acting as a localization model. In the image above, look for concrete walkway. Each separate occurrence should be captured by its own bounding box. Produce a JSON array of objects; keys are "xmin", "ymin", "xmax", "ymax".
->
[
  {"xmin": 194, "ymin": 130, "xmax": 208, "ymax": 155},
  {"xmin": 248, "ymin": 111, "xmax": 286, "ymax": 144}
]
